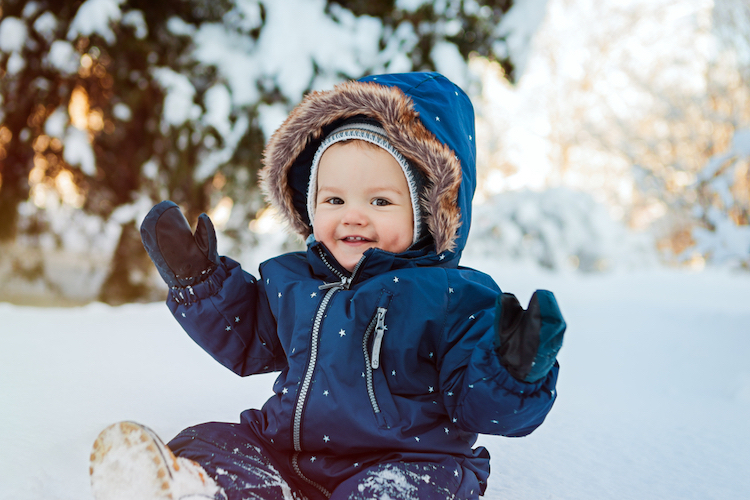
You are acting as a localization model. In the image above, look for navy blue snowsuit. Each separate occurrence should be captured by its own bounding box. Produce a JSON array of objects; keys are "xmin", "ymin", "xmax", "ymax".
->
[{"xmin": 164, "ymin": 73, "xmax": 560, "ymax": 499}]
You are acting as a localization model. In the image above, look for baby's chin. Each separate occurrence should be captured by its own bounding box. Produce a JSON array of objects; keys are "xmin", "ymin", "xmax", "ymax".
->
[
  {"xmin": 340, "ymin": 253, "xmax": 367, "ymax": 272},
  {"xmin": 335, "ymin": 248, "xmax": 372, "ymax": 272}
]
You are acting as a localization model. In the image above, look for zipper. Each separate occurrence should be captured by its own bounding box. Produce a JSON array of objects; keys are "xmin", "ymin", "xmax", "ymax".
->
[
  {"xmin": 288, "ymin": 248, "xmax": 365, "ymax": 497},
  {"xmin": 316, "ymin": 247, "xmax": 366, "ymax": 290},
  {"xmin": 370, "ymin": 308, "xmax": 387, "ymax": 370},
  {"xmin": 292, "ymin": 452, "xmax": 331, "ymax": 497},
  {"xmin": 362, "ymin": 307, "xmax": 388, "ymax": 417},
  {"xmin": 292, "ymin": 283, "xmax": 339, "ymax": 452},
  {"xmin": 290, "ymin": 282, "xmax": 337, "ymax": 498}
]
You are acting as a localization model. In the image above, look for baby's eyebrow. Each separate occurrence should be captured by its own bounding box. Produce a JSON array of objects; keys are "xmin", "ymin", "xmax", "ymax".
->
[
  {"xmin": 369, "ymin": 184, "xmax": 405, "ymax": 193},
  {"xmin": 316, "ymin": 185, "xmax": 344, "ymax": 196}
]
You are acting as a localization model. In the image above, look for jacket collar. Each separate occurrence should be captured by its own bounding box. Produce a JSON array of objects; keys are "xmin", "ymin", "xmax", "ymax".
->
[{"xmin": 307, "ymin": 240, "xmax": 459, "ymax": 287}]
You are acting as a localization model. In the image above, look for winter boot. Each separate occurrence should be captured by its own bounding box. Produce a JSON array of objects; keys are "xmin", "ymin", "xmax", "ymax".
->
[{"xmin": 90, "ymin": 421, "xmax": 227, "ymax": 500}]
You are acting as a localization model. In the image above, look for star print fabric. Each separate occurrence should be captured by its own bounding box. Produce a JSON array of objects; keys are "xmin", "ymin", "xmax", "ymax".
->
[
  {"xmin": 170, "ymin": 243, "xmax": 556, "ymax": 497},
  {"xmin": 167, "ymin": 422, "xmax": 479, "ymax": 500},
  {"xmin": 330, "ymin": 462, "xmax": 470, "ymax": 500},
  {"xmin": 168, "ymin": 422, "xmax": 306, "ymax": 500}
]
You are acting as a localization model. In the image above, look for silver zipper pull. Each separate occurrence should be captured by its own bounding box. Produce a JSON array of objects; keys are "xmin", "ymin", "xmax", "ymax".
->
[
  {"xmin": 318, "ymin": 276, "xmax": 351, "ymax": 291},
  {"xmin": 371, "ymin": 307, "xmax": 387, "ymax": 369}
]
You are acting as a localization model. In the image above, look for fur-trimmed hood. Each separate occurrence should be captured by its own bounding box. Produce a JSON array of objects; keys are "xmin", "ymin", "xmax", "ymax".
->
[{"xmin": 259, "ymin": 72, "xmax": 477, "ymax": 261}]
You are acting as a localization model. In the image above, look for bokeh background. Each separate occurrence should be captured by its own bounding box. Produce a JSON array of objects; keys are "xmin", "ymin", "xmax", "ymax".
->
[
  {"xmin": 3, "ymin": 2, "xmax": 750, "ymax": 499},
  {"xmin": 0, "ymin": 0, "xmax": 748, "ymax": 304}
]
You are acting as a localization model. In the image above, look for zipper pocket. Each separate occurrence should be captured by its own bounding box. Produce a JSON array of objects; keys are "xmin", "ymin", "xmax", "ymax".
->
[
  {"xmin": 370, "ymin": 307, "xmax": 387, "ymax": 370},
  {"xmin": 362, "ymin": 294, "xmax": 391, "ymax": 424},
  {"xmin": 362, "ymin": 310, "xmax": 383, "ymax": 416}
]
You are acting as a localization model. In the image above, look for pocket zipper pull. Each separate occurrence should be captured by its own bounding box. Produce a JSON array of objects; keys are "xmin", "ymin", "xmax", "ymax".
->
[{"xmin": 371, "ymin": 307, "xmax": 387, "ymax": 369}]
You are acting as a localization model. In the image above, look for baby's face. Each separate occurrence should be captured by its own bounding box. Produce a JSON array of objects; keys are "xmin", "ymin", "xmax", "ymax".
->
[{"xmin": 313, "ymin": 140, "xmax": 414, "ymax": 272}]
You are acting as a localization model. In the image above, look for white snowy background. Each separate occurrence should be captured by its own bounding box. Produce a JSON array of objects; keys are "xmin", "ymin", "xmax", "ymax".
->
[
  {"xmin": 3, "ymin": 261, "xmax": 750, "ymax": 499},
  {"xmin": 2, "ymin": 0, "xmax": 750, "ymax": 498}
]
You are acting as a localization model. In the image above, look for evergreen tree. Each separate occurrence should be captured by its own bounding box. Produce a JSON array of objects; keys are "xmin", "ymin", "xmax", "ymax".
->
[{"xmin": 0, "ymin": 0, "xmax": 518, "ymax": 304}]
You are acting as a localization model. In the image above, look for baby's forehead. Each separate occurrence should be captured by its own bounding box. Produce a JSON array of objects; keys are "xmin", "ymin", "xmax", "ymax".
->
[{"xmin": 317, "ymin": 143, "xmax": 408, "ymax": 189}]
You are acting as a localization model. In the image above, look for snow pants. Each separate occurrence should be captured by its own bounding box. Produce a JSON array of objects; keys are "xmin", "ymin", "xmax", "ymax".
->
[{"xmin": 168, "ymin": 421, "xmax": 481, "ymax": 500}]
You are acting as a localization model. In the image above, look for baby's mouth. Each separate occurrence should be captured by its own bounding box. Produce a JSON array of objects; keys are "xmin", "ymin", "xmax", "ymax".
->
[{"xmin": 342, "ymin": 236, "xmax": 373, "ymax": 243}]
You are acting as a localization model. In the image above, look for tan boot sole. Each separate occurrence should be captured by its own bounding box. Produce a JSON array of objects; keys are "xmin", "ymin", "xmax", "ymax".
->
[{"xmin": 90, "ymin": 421, "xmax": 181, "ymax": 500}]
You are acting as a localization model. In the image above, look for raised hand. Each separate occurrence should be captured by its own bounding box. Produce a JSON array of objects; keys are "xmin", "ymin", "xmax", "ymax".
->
[
  {"xmin": 140, "ymin": 201, "xmax": 220, "ymax": 287},
  {"xmin": 494, "ymin": 290, "xmax": 566, "ymax": 383}
]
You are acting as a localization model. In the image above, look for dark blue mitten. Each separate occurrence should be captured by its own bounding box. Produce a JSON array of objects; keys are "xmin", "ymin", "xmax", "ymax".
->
[
  {"xmin": 140, "ymin": 201, "xmax": 220, "ymax": 287},
  {"xmin": 494, "ymin": 290, "xmax": 566, "ymax": 383}
]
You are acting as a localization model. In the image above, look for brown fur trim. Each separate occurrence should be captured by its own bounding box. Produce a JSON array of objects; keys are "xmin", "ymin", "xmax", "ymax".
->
[{"xmin": 259, "ymin": 80, "xmax": 463, "ymax": 254}]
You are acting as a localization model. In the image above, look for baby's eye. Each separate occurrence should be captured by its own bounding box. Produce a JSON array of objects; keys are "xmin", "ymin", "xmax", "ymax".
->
[
  {"xmin": 324, "ymin": 197, "xmax": 344, "ymax": 205},
  {"xmin": 372, "ymin": 198, "xmax": 393, "ymax": 207}
]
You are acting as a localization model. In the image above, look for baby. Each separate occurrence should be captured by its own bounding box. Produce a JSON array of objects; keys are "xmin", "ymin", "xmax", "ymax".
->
[{"xmin": 90, "ymin": 72, "xmax": 565, "ymax": 500}]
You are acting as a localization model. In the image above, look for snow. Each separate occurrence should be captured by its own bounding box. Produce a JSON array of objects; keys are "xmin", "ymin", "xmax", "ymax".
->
[
  {"xmin": 0, "ymin": 16, "xmax": 29, "ymax": 75},
  {"xmin": 33, "ymin": 12, "xmax": 59, "ymax": 43},
  {"xmin": 44, "ymin": 107, "xmax": 68, "ymax": 138},
  {"xmin": 5, "ymin": 51, "xmax": 27, "ymax": 75},
  {"xmin": 478, "ymin": 0, "xmax": 719, "ymax": 212},
  {"xmin": 431, "ymin": 41, "xmax": 470, "ymax": 90},
  {"xmin": 2, "ymin": 2, "xmax": 749, "ymax": 496},
  {"xmin": 203, "ymin": 85, "xmax": 233, "ymax": 138},
  {"xmin": 395, "ymin": 0, "xmax": 433, "ymax": 11},
  {"xmin": 66, "ymin": 0, "xmax": 126, "ymax": 45},
  {"xmin": 494, "ymin": 0, "xmax": 550, "ymax": 78},
  {"xmin": 731, "ymin": 128, "xmax": 750, "ymax": 156},
  {"xmin": 121, "ymin": 10, "xmax": 148, "ymax": 40},
  {"xmin": 45, "ymin": 41, "xmax": 80, "ymax": 75},
  {"xmin": 111, "ymin": 103, "xmax": 131, "ymax": 122},
  {"xmin": 691, "ymin": 126, "xmax": 750, "ymax": 266},
  {"xmin": 466, "ymin": 188, "xmax": 656, "ymax": 272},
  {"xmin": 0, "ymin": 16, "xmax": 29, "ymax": 53},
  {"xmin": 194, "ymin": 114, "xmax": 250, "ymax": 182},
  {"xmin": 62, "ymin": 127, "xmax": 96, "ymax": 176},
  {"xmin": 2, "ymin": 262, "xmax": 749, "ymax": 499},
  {"xmin": 150, "ymin": 67, "xmax": 201, "ymax": 127}
]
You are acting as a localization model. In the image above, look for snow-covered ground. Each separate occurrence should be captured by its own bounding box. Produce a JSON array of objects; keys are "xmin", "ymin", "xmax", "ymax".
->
[{"xmin": 2, "ymin": 260, "xmax": 749, "ymax": 499}]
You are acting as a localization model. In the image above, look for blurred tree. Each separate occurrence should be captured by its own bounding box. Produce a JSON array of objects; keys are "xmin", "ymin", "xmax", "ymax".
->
[
  {"xmin": 691, "ymin": 128, "xmax": 750, "ymax": 268},
  {"xmin": 0, "ymin": 0, "xmax": 522, "ymax": 304},
  {"xmin": 687, "ymin": 0, "xmax": 750, "ymax": 268},
  {"xmin": 328, "ymin": 0, "xmax": 516, "ymax": 78},
  {"xmin": 484, "ymin": 0, "xmax": 750, "ymax": 266},
  {"xmin": 713, "ymin": 0, "xmax": 750, "ymax": 86},
  {"xmin": 0, "ymin": 0, "xmax": 236, "ymax": 304}
]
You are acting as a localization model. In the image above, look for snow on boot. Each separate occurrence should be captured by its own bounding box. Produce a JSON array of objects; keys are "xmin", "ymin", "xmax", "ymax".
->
[{"xmin": 90, "ymin": 421, "xmax": 226, "ymax": 500}]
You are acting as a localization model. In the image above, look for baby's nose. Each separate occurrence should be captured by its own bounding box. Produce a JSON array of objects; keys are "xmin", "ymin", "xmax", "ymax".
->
[{"xmin": 341, "ymin": 205, "xmax": 367, "ymax": 225}]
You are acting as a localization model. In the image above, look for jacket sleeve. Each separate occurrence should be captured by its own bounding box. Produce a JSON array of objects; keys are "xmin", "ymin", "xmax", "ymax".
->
[
  {"xmin": 167, "ymin": 256, "xmax": 286, "ymax": 376},
  {"xmin": 437, "ymin": 272, "xmax": 559, "ymax": 437}
]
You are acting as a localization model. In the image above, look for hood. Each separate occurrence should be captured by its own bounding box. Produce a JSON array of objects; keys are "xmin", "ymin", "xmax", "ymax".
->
[{"xmin": 259, "ymin": 72, "xmax": 477, "ymax": 261}]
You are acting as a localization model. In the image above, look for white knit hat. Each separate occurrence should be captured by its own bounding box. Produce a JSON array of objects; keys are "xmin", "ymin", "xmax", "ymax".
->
[{"xmin": 306, "ymin": 119, "xmax": 425, "ymax": 246}]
